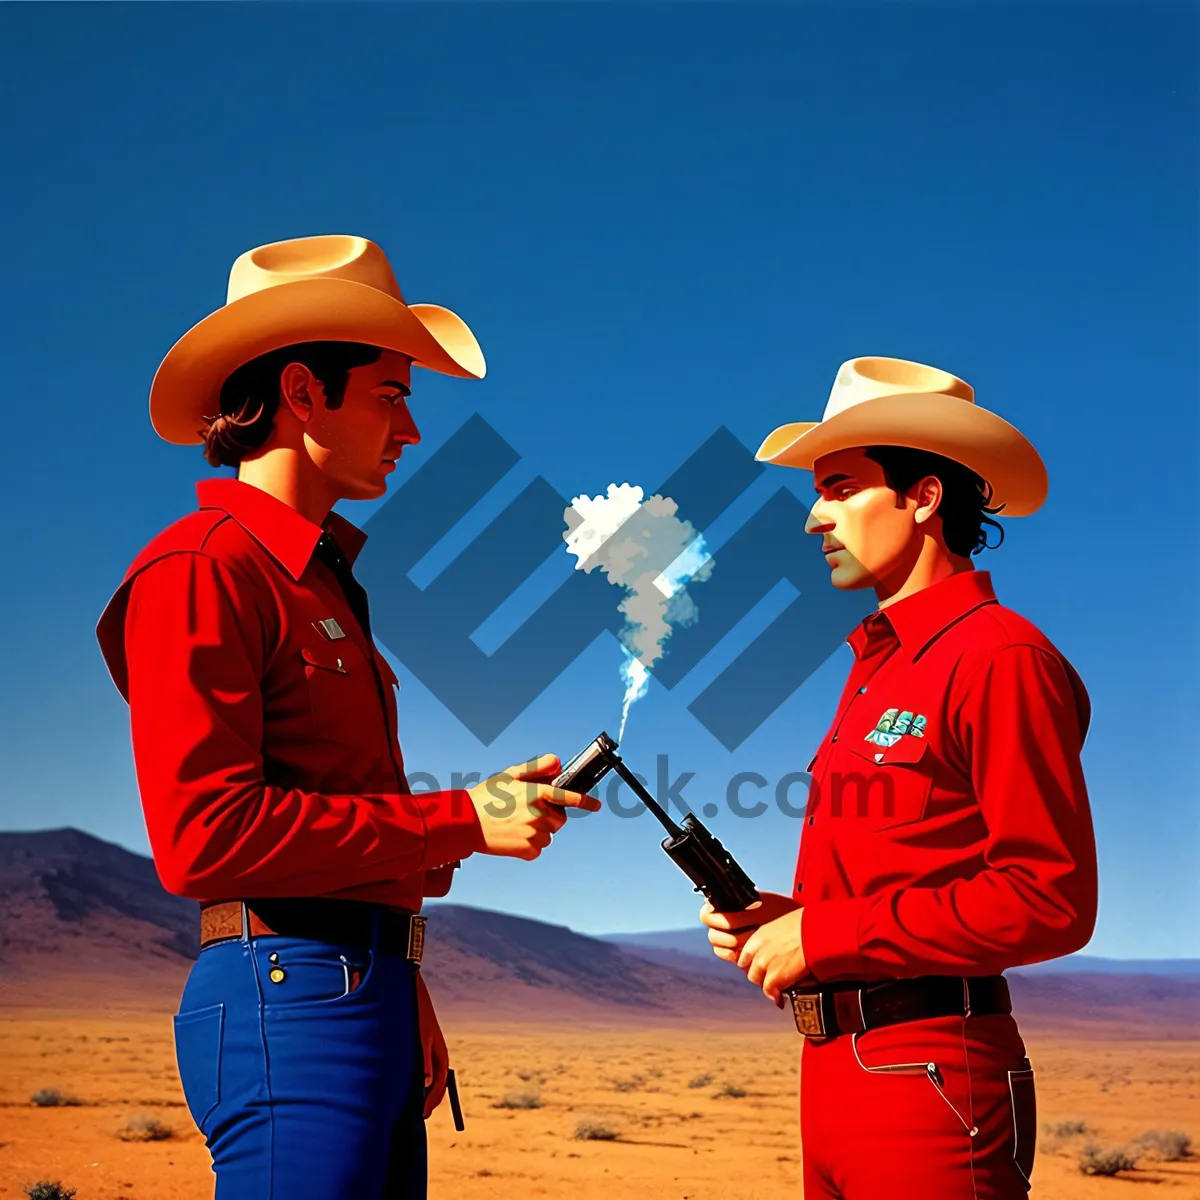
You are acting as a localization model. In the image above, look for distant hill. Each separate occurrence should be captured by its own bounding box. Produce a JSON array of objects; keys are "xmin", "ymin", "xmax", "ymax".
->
[
  {"xmin": 1, "ymin": 829, "xmax": 1195, "ymax": 1035},
  {"xmin": 600, "ymin": 929, "xmax": 1200, "ymax": 1037},
  {"xmin": 600, "ymin": 927, "xmax": 1200, "ymax": 979},
  {"xmin": 0, "ymin": 829, "xmax": 766, "ymax": 1022},
  {"xmin": 0, "ymin": 826, "xmax": 200, "ymax": 966}
]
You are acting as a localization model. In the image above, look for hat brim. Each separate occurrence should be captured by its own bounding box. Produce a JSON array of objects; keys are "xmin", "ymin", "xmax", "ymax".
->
[
  {"xmin": 149, "ymin": 277, "xmax": 486, "ymax": 445},
  {"xmin": 755, "ymin": 393, "xmax": 1048, "ymax": 517}
]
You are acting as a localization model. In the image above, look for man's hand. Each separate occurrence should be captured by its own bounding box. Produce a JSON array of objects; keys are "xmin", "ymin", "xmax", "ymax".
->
[
  {"xmin": 700, "ymin": 892, "xmax": 807, "ymax": 1005},
  {"xmin": 468, "ymin": 754, "xmax": 601, "ymax": 860},
  {"xmin": 416, "ymin": 972, "xmax": 449, "ymax": 1119}
]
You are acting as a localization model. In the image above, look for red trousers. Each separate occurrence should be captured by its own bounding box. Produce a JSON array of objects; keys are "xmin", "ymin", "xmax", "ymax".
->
[{"xmin": 800, "ymin": 1014, "xmax": 1036, "ymax": 1198}]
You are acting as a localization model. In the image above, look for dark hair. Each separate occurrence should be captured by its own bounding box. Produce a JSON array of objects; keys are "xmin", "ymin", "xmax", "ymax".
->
[
  {"xmin": 863, "ymin": 446, "xmax": 1005, "ymax": 557},
  {"xmin": 202, "ymin": 341, "xmax": 385, "ymax": 467}
]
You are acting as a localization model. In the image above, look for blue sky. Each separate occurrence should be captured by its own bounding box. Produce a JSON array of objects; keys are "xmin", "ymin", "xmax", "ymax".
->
[{"xmin": 0, "ymin": 3, "xmax": 1195, "ymax": 956}]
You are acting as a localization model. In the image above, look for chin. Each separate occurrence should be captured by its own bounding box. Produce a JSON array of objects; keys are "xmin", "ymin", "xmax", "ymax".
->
[
  {"xmin": 829, "ymin": 565, "xmax": 874, "ymax": 590},
  {"xmin": 344, "ymin": 478, "xmax": 388, "ymax": 501}
]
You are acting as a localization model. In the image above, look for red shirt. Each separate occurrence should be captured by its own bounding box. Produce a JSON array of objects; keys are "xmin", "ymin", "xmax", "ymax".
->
[
  {"xmin": 96, "ymin": 479, "xmax": 484, "ymax": 908},
  {"xmin": 796, "ymin": 570, "xmax": 1097, "ymax": 983}
]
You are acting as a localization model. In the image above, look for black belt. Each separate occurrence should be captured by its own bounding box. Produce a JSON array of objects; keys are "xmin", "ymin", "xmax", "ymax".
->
[
  {"xmin": 199, "ymin": 899, "xmax": 426, "ymax": 965},
  {"xmin": 787, "ymin": 975, "xmax": 1011, "ymax": 1038}
]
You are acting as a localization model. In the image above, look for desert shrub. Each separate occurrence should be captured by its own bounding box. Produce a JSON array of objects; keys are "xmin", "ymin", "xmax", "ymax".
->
[
  {"xmin": 1079, "ymin": 1141, "xmax": 1139, "ymax": 1176},
  {"xmin": 492, "ymin": 1090, "xmax": 542, "ymax": 1110},
  {"xmin": 29, "ymin": 1090, "xmax": 81, "ymax": 1108},
  {"xmin": 611, "ymin": 1075, "xmax": 645, "ymax": 1092},
  {"xmin": 117, "ymin": 1112, "xmax": 174, "ymax": 1142},
  {"xmin": 1044, "ymin": 1117, "xmax": 1091, "ymax": 1138},
  {"xmin": 715, "ymin": 1081, "xmax": 747, "ymax": 1099},
  {"xmin": 25, "ymin": 1185, "xmax": 77, "ymax": 1200},
  {"xmin": 1133, "ymin": 1129, "xmax": 1192, "ymax": 1161},
  {"xmin": 574, "ymin": 1117, "xmax": 619, "ymax": 1141},
  {"xmin": 688, "ymin": 1073, "xmax": 714, "ymax": 1088}
]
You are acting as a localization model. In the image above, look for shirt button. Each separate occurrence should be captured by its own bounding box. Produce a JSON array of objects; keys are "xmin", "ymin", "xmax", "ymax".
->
[
  {"xmin": 858, "ymin": 686, "xmax": 868, "ymax": 694},
  {"xmin": 807, "ymin": 817, "xmax": 814, "ymax": 826},
  {"xmin": 831, "ymin": 734, "xmax": 838, "ymax": 743}
]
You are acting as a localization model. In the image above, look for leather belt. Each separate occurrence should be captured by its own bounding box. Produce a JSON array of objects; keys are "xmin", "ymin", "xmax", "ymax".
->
[
  {"xmin": 787, "ymin": 974, "xmax": 1011, "ymax": 1038},
  {"xmin": 199, "ymin": 899, "xmax": 427, "ymax": 965}
]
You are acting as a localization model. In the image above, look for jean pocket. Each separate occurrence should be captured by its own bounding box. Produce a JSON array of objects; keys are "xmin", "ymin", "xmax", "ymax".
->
[
  {"xmin": 173, "ymin": 1003, "xmax": 224, "ymax": 1133},
  {"xmin": 1009, "ymin": 1060, "xmax": 1037, "ymax": 1189},
  {"xmin": 260, "ymin": 944, "xmax": 375, "ymax": 1010}
]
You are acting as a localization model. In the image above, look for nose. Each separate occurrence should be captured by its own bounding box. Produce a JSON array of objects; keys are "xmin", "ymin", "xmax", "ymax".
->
[
  {"xmin": 390, "ymin": 399, "xmax": 421, "ymax": 447},
  {"xmin": 805, "ymin": 499, "xmax": 834, "ymax": 536}
]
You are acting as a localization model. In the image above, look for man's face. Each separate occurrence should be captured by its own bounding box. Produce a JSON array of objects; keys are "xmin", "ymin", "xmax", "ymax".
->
[
  {"xmin": 804, "ymin": 447, "xmax": 925, "ymax": 590},
  {"xmin": 301, "ymin": 349, "xmax": 420, "ymax": 501}
]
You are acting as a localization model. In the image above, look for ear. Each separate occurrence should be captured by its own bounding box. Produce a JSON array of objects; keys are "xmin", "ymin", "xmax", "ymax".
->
[
  {"xmin": 278, "ymin": 362, "xmax": 325, "ymax": 423},
  {"xmin": 912, "ymin": 475, "xmax": 944, "ymax": 526}
]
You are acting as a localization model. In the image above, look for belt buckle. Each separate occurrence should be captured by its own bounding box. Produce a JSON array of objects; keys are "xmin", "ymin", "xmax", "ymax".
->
[
  {"xmin": 406, "ymin": 914, "xmax": 427, "ymax": 965},
  {"xmin": 789, "ymin": 990, "xmax": 827, "ymax": 1037}
]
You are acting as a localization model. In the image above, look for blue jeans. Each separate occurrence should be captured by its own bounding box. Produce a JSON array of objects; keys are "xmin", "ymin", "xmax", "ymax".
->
[{"xmin": 172, "ymin": 917, "xmax": 426, "ymax": 1199}]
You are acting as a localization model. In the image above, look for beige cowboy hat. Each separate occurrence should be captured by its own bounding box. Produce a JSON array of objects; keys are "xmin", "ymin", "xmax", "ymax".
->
[
  {"xmin": 149, "ymin": 234, "xmax": 486, "ymax": 444},
  {"xmin": 755, "ymin": 356, "xmax": 1047, "ymax": 516}
]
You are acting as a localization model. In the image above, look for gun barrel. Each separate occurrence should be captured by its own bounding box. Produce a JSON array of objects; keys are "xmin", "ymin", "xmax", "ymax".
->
[{"xmin": 611, "ymin": 759, "xmax": 685, "ymax": 839}]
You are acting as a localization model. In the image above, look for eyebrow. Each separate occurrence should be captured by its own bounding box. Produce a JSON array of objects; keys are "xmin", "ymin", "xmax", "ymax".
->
[
  {"xmin": 378, "ymin": 379, "xmax": 411, "ymax": 397},
  {"xmin": 816, "ymin": 473, "xmax": 855, "ymax": 490}
]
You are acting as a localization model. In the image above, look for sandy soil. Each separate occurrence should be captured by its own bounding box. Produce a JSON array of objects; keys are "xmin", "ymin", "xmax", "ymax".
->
[{"xmin": 1, "ymin": 1006, "xmax": 1196, "ymax": 1199}]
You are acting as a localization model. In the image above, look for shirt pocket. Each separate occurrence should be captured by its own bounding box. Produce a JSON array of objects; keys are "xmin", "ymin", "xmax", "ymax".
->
[
  {"xmin": 300, "ymin": 639, "xmax": 372, "ymax": 744},
  {"xmin": 837, "ymin": 735, "xmax": 934, "ymax": 827}
]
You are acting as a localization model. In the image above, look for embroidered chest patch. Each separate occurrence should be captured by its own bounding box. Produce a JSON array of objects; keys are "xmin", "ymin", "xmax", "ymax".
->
[{"xmin": 864, "ymin": 707, "xmax": 928, "ymax": 747}]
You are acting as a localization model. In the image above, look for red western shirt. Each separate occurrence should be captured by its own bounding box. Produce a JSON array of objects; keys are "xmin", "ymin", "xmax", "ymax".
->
[
  {"xmin": 96, "ymin": 478, "xmax": 484, "ymax": 908},
  {"xmin": 796, "ymin": 570, "xmax": 1097, "ymax": 982}
]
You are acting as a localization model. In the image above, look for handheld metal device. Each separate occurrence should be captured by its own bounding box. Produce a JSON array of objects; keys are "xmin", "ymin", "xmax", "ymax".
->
[
  {"xmin": 553, "ymin": 731, "xmax": 758, "ymax": 913},
  {"xmin": 554, "ymin": 731, "xmax": 808, "ymax": 1029},
  {"xmin": 445, "ymin": 1068, "xmax": 465, "ymax": 1131}
]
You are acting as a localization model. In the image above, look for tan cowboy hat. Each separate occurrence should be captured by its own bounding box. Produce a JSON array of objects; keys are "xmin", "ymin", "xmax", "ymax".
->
[
  {"xmin": 755, "ymin": 356, "xmax": 1047, "ymax": 516},
  {"xmin": 149, "ymin": 234, "xmax": 486, "ymax": 444}
]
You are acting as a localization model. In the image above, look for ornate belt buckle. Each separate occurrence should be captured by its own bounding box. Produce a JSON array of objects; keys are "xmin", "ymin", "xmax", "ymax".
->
[
  {"xmin": 789, "ymin": 990, "xmax": 827, "ymax": 1037},
  {"xmin": 406, "ymin": 914, "xmax": 427, "ymax": 965}
]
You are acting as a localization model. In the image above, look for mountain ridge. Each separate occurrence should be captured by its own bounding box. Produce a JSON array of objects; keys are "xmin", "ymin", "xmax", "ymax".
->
[{"xmin": 2, "ymin": 828, "xmax": 1196, "ymax": 1036}]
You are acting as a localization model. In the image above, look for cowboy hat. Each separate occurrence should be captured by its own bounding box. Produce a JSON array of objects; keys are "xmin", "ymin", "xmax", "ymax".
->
[
  {"xmin": 149, "ymin": 234, "xmax": 486, "ymax": 444},
  {"xmin": 755, "ymin": 356, "xmax": 1047, "ymax": 517}
]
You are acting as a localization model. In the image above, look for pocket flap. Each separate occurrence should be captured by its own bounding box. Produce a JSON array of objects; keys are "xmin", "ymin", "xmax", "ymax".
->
[
  {"xmin": 851, "ymin": 735, "xmax": 929, "ymax": 766},
  {"xmin": 300, "ymin": 643, "xmax": 351, "ymax": 673}
]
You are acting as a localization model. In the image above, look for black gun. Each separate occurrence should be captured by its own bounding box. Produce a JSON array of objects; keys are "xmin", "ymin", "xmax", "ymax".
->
[
  {"xmin": 553, "ymin": 732, "xmax": 759, "ymax": 911},
  {"xmin": 554, "ymin": 732, "xmax": 807, "ymax": 1028}
]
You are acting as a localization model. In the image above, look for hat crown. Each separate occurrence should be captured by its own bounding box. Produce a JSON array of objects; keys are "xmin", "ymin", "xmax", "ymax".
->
[
  {"xmin": 227, "ymin": 235, "xmax": 405, "ymax": 305},
  {"xmin": 824, "ymin": 356, "xmax": 974, "ymax": 420}
]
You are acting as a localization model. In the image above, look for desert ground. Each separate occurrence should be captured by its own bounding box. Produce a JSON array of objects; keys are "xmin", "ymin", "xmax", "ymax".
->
[{"xmin": 1, "ymin": 993, "xmax": 1196, "ymax": 1199}]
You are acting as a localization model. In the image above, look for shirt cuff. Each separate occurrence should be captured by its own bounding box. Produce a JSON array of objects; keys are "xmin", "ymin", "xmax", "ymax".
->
[
  {"xmin": 419, "ymin": 790, "xmax": 484, "ymax": 870},
  {"xmin": 801, "ymin": 898, "xmax": 867, "ymax": 982}
]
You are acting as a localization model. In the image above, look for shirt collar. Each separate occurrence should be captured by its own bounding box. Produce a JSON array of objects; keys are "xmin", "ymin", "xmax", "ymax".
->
[
  {"xmin": 847, "ymin": 570, "xmax": 998, "ymax": 659},
  {"xmin": 196, "ymin": 478, "xmax": 368, "ymax": 581}
]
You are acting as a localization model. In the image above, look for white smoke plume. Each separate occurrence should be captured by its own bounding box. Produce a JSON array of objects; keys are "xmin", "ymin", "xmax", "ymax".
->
[{"xmin": 563, "ymin": 483, "xmax": 715, "ymax": 740}]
